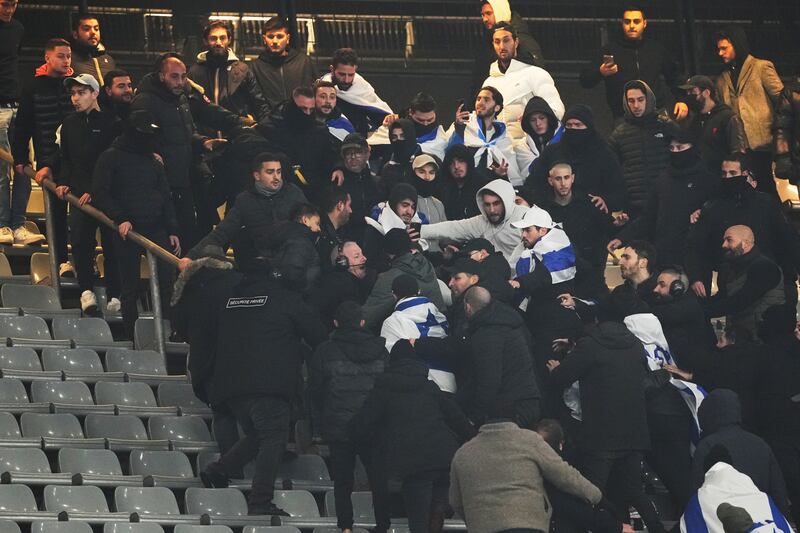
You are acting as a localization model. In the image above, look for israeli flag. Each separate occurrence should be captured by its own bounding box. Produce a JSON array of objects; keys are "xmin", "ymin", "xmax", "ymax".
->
[
  {"xmin": 319, "ymin": 72, "xmax": 393, "ymax": 123},
  {"xmin": 327, "ymin": 114, "xmax": 355, "ymax": 141},
  {"xmin": 515, "ymin": 226, "xmax": 576, "ymax": 284},
  {"xmin": 624, "ymin": 313, "xmax": 707, "ymax": 446}
]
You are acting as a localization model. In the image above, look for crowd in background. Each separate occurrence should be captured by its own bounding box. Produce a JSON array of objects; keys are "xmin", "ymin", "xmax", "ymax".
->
[{"xmin": 1, "ymin": 0, "xmax": 800, "ymax": 531}]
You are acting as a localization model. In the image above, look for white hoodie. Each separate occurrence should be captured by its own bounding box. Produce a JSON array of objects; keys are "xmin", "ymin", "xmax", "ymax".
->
[
  {"xmin": 484, "ymin": 59, "xmax": 565, "ymax": 141},
  {"xmin": 420, "ymin": 179, "xmax": 528, "ymax": 267},
  {"xmin": 681, "ymin": 463, "xmax": 793, "ymax": 533}
]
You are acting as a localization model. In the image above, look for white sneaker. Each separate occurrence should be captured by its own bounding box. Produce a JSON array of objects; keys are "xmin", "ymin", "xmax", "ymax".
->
[
  {"xmin": 0, "ymin": 227, "xmax": 13, "ymax": 244},
  {"xmin": 106, "ymin": 297, "xmax": 121, "ymax": 313},
  {"xmin": 59, "ymin": 262, "xmax": 75, "ymax": 277},
  {"xmin": 12, "ymin": 226, "xmax": 45, "ymax": 245},
  {"xmin": 80, "ymin": 290, "xmax": 98, "ymax": 313}
]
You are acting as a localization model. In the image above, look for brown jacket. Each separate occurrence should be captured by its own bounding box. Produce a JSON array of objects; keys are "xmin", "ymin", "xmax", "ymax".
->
[
  {"xmin": 449, "ymin": 421, "xmax": 601, "ymax": 533},
  {"xmin": 716, "ymin": 55, "xmax": 784, "ymax": 151}
]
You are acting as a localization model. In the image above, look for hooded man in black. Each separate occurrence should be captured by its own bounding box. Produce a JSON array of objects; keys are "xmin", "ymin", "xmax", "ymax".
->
[
  {"xmin": 612, "ymin": 125, "xmax": 715, "ymax": 266},
  {"xmin": 255, "ymin": 87, "xmax": 338, "ymax": 204},
  {"xmin": 579, "ymin": 6, "xmax": 684, "ymax": 121},
  {"xmin": 527, "ymin": 104, "xmax": 627, "ymax": 213},
  {"xmin": 249, "ymin": 17, "xmax": 316, "ymax": 109},
  {"xmin": 516, "ymin": 96, "xmax": 564, "ymax": 179},
  {"xmin": 691, "ymin": 389, "xmax": 790, "ymax": 516},
  {"xmin": 380, "ymin": 118, "xmax": 420, "ymax": 189},
  {"xmin": 608, "ymin": 79, "xmax": 672, "ymax": 217},
  {"xmin": 440, "ymin": 144, "xmax": 486, "ymax": 221}
]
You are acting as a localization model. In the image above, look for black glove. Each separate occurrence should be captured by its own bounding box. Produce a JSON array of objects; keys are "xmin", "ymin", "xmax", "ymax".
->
[{"xmin": 774, "ymin": 153, "xmax": 795, "ymax": 180}]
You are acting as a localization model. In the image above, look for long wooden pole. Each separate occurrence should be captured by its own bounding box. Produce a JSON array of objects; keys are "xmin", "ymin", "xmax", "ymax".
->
[{"xmin": 0, "ymin": 148, "xmax": 180, "ymax": 267}]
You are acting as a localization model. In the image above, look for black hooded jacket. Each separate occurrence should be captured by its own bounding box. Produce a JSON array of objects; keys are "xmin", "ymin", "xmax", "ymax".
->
[
  {"xmin": 351, "ymin": 348, "xmax": 475, "ymax": 478},
  {"xmin": 441, "ymin": 144, "xmax": 487, "ymax": 220},
  {"xmin": 608, "ymin": 80, "xmax": 672, "ymax": 212},
  {"xmin": 549, "ymin": 322, "xmax": 650, "ymax": 452},
  {"xmin": 689, "ymin": 101, "xmax": 747, "ymax": 174},
  {"xmin": 579, "ymin": 31, "xmax": 682, "ymax": 119},
  {"xmin": 616, "ymin": 155, "xmax": 715, "ymax": 266},
  {"xmin": 249, "ymin": 48, "xmax": 316, "ymax": 109},
  {"xmin": 380, "ymin": 118, "xmax": 420, "ymax": 186},
  {"xmin": 464, "ymin": 301, "xmax": 541, "ymax": 427},
  {"xmin": 521, "ymin": 96, "xmax": 560, "ymax": 155},
  {"xmin": 691, "ymin": 389, "xmax": 789, "ymax": 513},
  {"xmin": 255, "ymin": 100, "xmax": 338, "ymax": 199},
  {"xmin": 309, "ymin": 327, "xmax": 387, "ymax": 442},
  {"xmin": 527, "ymin": 112, "xmax": 626, "ymax": 211}
]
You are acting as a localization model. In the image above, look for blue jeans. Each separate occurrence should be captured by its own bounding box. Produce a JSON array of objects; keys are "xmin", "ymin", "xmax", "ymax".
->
[{"xmin": 0, "ymin": 107, "xmax": 30, "ymax": 229}]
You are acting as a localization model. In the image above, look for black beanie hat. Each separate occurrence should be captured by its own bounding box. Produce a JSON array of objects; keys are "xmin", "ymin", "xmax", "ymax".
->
[
  {"xmin": 388, "ymin": 183, "xmax": 418, "ymax": 211},
  {"xmin": 384, "ymin": 227, "xmax": 412, "ymax": 257},
  {"xmin": 392, "ymin": 274, "xmax": 419, "ymax": 299},
  {"xmin": 563, "ymin": 104, "xmax": 595, "ymax": 130}
]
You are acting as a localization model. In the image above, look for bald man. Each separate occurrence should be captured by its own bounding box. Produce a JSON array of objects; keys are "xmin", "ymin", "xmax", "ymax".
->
[{"xmin": 704, "ymin": 224, "xmax": 785, "ymax": 337}]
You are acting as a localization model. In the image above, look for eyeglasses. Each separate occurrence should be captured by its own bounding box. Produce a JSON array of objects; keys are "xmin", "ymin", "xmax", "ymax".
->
[{"xmin": 343, "ymin": 151, "xmax": 367, "ymax": 159}]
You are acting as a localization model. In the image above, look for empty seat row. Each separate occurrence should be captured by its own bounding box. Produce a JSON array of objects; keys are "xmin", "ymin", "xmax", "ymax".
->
[
  {"xmin": 0, "ymin": 522, "xmax": 333, "ymax": 533},
  {"xmin": 0, "ymin": 448, "xmax": 331, "ymax": 490},
  {"xmin": 0, "ymin": 315, "xmax": 131, "ymax": 347},
  {"xmin": 0, "ymin": 412, "xmax": 215, "ymax": 452},
  {"xmin": 0, "ymin": 378, "xmax": 205, "ymax": 416}
]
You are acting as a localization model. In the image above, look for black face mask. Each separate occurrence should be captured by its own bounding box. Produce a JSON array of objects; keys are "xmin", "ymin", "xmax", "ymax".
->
[
  {"xmin": 285, "ymin": 103, "xmax": 315, "ymax": 130},
  {"xmin": 413, "ymin": 120, "xmax": 439, "ymax": 138},
  {"xmin": 391, "ymin": 138, "xmax": 417, "ymax": 163},
  {"xmin": 719, "ymin": 175, "xmax": 750, "ymax": 198},
  {"xmin": 562, "ymin": 128, "xmax": 591, "ymax": 149},
  {"xmin": 412, "ymin": 174, "xmax": 439, "ymax": 197},
  {"xmin": 669, "ymin": 148, "xmax": 699, "ymax": 169}
]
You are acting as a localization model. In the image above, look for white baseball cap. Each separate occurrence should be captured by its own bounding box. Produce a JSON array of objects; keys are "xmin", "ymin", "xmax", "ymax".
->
[
  {"xmin": 510, "ymin": 206, "xmax": 555, "ymax": 229},
  {"xmin": 64, "ymin": 73, "xmax": 100, "ymax": 92}
]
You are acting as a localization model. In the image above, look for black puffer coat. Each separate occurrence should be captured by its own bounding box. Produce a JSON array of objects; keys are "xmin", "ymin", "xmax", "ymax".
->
[
  {"xmin": 608, "ymin": 80, "xmax": 671, "ymax": 212},
  {"xmin": 308, "ymin": 327, "xmax": 387, "ymax": 442}
]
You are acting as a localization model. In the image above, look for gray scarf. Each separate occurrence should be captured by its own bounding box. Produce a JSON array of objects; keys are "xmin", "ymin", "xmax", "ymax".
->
[{"xmin": 254, "ymin": 181, "xmax": 281, "ymax": 197}]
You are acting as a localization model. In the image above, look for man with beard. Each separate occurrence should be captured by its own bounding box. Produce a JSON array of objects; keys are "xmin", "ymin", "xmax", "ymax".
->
[
  {"xmin": 609, "ymin": 129, "xmax": 715, "ymax": 266},
  {"xmin": 70, "ymin": 14, "xmax": 115, "ymax": 84},
  {"xmin": 470, "ymin": 0, "xmax": 545, "ymax": 101},
  {"xmin": 483, "ymin": 23, "xmax": 564, "ymax": 141},
  {"xmin": 363, "ymin": 183, "xmax": 427, "ymax": 273},
  {"xmin": 686, "ymin": 154, "xmax": 800, "ymax": 303},
  {"xmin": 102, "ymin": 69, "xmax": 133, "ymax": 120},
  {"xmin": 338, "ymin": 133, "xmax": 379, "ymax": 242},
  {"xmin": 514, "ymin": 96, "xmax": 564, "ymax": 179},
  {"xmin": 255, "ymin": 86, "xmax": 338, "ymax": 204},
  {"xmin": 441, "ymin": 144, "xmax": 487, "ymax": 221},
  {"xmin": 249, "ymin": 16, "xmax": 316, "ymax": 109},
  {"xmin": 704, "ymin": 225, "xmax": 785, "ymax": 338},
  {"xmin": 370, "ymin": 92, "xmax": 449, "ymax": 161},
  {"xmin": 320, "ymin": 48, "xmax": 392, "ymax": 136},
  {"xmin": 580, "ymin": 6, "xmax": 686, "ymax": 121},
  {"xmin": 680, "ymin": 75, "xmax": 747, "ymax": 173},
  {"xmin": 715, "ymin": 26, "xmax": 784, "ymax": 197},
  {"xmin": 314, "ymin": 80, "xmax": 355, "ymax": 146},
  {"xmin": 608, "ymin": 80, "xmax": 672, "ymax": 218},
  {"xmin": 188, "ymin": 21, "xmax": 270, "ymax": 124},
  {"xmin": 527, "ymin": 104, "xmax": 626, "ymax": 213},
  {"xmin": 316, "ymin": 187, "xmax": 353, "ymax": 268},
  {"xmin": 450, "ymin": 86, "xmax": 523, "ymax": 184}
]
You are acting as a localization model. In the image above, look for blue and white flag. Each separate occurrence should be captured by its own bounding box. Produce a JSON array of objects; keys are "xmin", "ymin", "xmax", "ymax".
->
[
  {"xmin": 515, "ymin": 226, "xmax": 576, "ymax": 284},
  {"xmin": 326, "ymin": 114, "xmax": 355, "ymax": 141},
  {"xmin": 368, "ymin": 123, "xmax": 450, "ymax": 160},
  {"xmin": 681, "ymin": 463, "xmax": 794, "ymax": 533},
  {"xmin": 624, "ymin": 313, "xmax": 707, "ymax": 446},
  {"xmin": 381, "ymin": 296, "xmax": 453, "ymax": 392},
  {"xmin": 319, "ymin": 72, "xmax": 392, "ymax": 122},
  {"xmin": 365, "ymin": 202, "xmax": 430, "ymax": 251},
  {"xmin": 447, "ymin": 113, "xmax": 521, "ymax": 184}
]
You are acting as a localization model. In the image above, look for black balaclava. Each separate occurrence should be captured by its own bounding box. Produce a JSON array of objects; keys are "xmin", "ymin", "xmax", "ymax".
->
[
  {"xmin": 719, "ymin": 174, "xmax": 750, "ymax": 199},
  {"xmin": 561, "ymin": 104, "xmax": 595, "ymax": 150},
  {"xmin": 284, "ymin": 99, "xmax": 316, "ymax": 130},
  {"xmin": 389, "ymin": 118, "xmax": 418, "ymax": 163}
]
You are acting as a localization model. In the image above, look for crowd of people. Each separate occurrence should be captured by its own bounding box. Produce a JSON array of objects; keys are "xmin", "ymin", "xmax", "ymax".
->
[{"xmin": 1, "ymin": 0, "xmax": 800, "ymax": 531}]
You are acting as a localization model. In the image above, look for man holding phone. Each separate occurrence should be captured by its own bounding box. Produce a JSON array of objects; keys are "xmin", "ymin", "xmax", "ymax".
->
[{"xmin": 579, "ymin": 6, "xmax": 686, "ymax": 121}]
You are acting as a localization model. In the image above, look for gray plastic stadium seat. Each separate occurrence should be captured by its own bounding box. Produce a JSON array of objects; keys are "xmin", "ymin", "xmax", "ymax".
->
[
  {"xmin": 0, "ymin": 378, "xmax": 29, "ymax": 403},
  {"xmin": 103, "ymin": 524, "xmax": 164, "ymax": 533},
  {"xmin": 129, "ymin": 450, "xmax": 194, "ymax": 478},
  {"xmin": 0, "ymin": 412, "xmax": 22, "ymax": 439},
  {"xmin": 272, "ymin": 490, "xmax": 320, "ymax": 518},
  {"xmin": 175, "ymin": 527, "xmax": 233, "ymax": 533},
  {"xmin": 31, "ymin": 381, "xmax": 94, "ymax": 405},
  {"xmin": 114, "ymin": 486, "xmax": 180, "ymax": 515},
  {"xmin": 323, "ymin": 491, "xmax": 374, "ymax": 520},
  {"xmin": 106, "ymin": 349, "xmax": 166, "ymax": 375},
  {"xmin": 243, "ymin": 528, "xmax": 302, "ymax": 533},
  {"xmin": 97, "ymin": 382, "xmax": 157, "ymax": 407},
  {"xmin": 134, "ymin": 319, "xmax": 188, "ymax": 356},
  {"xmin": 52, "ymin": 317, "xmax": 114, "ymax": 344},
  {"xmin": 278, "ymin": 455, "xmax": 331, "ymax": 484},
  {"xmin": 0, "ymin": 315, "xmax": 51, "ymax": 339},
  {"xmin": 148, "ymin": 416, "xmax": 215, "ymax": 452},
  {"xmin": 0, "ymin": 484, "xmax": 38, "ymax": 512},
  {"xmin": 0, "ymin": 447, "xmax": 51, "ymax": 474},
  {"xmin": 43, "ymin": 485, "xmax": 110, "ymax": 513},
  {"xmin": 84, "ymin": 414, "xmax": 165, "ymax": 452},
  {"xmin": 157, "ymin": 383, "xmax": 210, "ymax": 415},
  {"xmin": 42, "ymin": 348, "xmax": 103, "ymax": 373},
  {"xmin": 0, "ymin": 347, "xmax": 41, "ymax": 371},
  {"xmin": 1, "ymin": 284, "xmax": 61, "ymax": 310},
  {"xmin": 58, "ymin": 448, "xmax": 123, "ymax": 476},
  {"xmin": 0, "ymin": 520, "xmax": 21, "ymax": 533},
  {"xmin": 313, "ymin": 529, "xmax": 368, "ymax": 533},
  {"xmin": 185, "ymin": 487, "xmax": 248, "ymax": 516},
  {"xmin": 21, "ymin": 413, "xmax": 83, "ymax": 439},
  {"xmin": 30, "ymin": 522, "xmax": 93, "ymax": 533}
]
